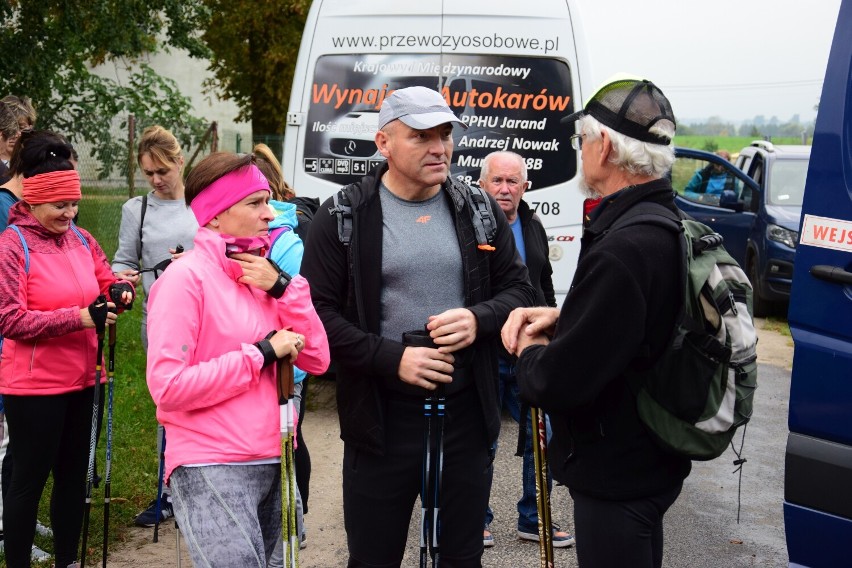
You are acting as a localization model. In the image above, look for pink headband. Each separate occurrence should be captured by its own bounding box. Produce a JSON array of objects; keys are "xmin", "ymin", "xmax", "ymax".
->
[{"xmin": 190, "ymin": 164, "xmax": 270, "ymax": 227}]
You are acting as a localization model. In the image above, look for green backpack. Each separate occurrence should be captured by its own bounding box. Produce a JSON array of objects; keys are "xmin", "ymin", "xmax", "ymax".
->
[{"xmin": 604, "ymin": 201, "xmax": 758, "ymax": 461}]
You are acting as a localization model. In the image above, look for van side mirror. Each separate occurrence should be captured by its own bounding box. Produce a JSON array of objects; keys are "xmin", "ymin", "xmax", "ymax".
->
[{"xmin": 719, "ymin": 189, "xmax": 743, "ymax": 212}]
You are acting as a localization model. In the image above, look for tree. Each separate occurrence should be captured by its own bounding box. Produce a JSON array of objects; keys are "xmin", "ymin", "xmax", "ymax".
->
[
  {"xmin": 201, "ymin": 0, "xmax": 310, "ymax": 136},
  {"xmin": 0, "ymin": 1, "xmax": 211, "ymax": 178}
]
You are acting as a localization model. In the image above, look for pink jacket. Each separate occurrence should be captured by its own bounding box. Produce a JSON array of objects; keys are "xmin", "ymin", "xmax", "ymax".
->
[
  {"xmin": 146, "ymin": 228, "xmax": 329, "ymax": 481},
  {"xmin": 0, "ymin": 202, "xmax": 124, "ymax": 395}
]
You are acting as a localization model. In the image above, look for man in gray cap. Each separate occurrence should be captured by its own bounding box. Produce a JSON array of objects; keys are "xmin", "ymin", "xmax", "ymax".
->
[
  {"xmin": 301, "ymin": 86, "xmax": 535, "ymax": 566},
  {"xmin": 501, "ymin": 74, "xmax": 690, "ymax": 568}
]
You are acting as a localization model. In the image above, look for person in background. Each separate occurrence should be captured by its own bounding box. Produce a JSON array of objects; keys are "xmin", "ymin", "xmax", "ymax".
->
[
  {"xmin": 253, "ymin": 142, "xmax": 310, "ymax": 556},
  {"xmin": 0, "ymin": 121, "xmax": 23, "ymax": 230},
  {"xmin": 478, "ymin": 151, "xmax": 573, "ymax": 549},
  {"xmin": 0, "ymin": 102, "xmax": 20, "ymax": 185},
  {"xmin": 111, "ymin": 125, "xmax": 198, "ymax": 527},
  {"xmin": 683, "ymin": 150, "xmax": 737, "ymax": 201},
  {"xmin": 145, "ymin": 152, "xmax": 329, "ymax": 566},
  {"xmin": 503, "ymin": 74, "xmax": 689, "ymax": 568},
  {"xmin": 0, "ymin": 96, "xmax": 36, "ymax": 186},
  {"xmin": 301, "ymin": 86, "xmax": 535, "ymax": 566},
  {"xmin": 0, "ymin": 130, "xmax": 134, "ymax": 568}
]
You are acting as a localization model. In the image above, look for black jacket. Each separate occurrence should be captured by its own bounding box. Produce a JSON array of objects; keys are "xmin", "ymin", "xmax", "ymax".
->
[
  {"xmin": 517, "ymin": 178, "xmax": 691, "ymax": 500},
  {"xmin": 301, "ymin": 164, "xmax": 536, "ymax": 455},
  {"xmin": 516, "ymin": 200, "xmax": 556, "ymax": 308},
  {"xmin": 288, "ymin": 196, "xmax": 320, "ymax": 243}
]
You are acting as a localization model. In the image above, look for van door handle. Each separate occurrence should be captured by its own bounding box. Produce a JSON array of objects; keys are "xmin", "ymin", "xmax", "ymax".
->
[{"xmin": 810, "ymin": 265, "xmax": 852, "ymax": 285}]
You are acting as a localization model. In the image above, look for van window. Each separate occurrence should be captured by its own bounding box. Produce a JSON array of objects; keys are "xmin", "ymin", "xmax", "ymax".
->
[
  {"xmin": 768, "ymin": 159, "xmax": 808, "ymax": 206},
  {"xmin": 303, "ymin": 53, "xmax": 575, "ymax": 189}
]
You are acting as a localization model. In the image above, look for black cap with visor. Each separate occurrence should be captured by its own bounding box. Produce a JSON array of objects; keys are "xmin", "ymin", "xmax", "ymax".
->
[{"xmin": 562, "ymin": 73, "xmax": 676, "ymax": 145}]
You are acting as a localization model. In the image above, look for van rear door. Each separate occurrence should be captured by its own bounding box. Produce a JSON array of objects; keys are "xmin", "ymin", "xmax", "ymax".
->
[
  {"xmin": 784, "ymin": 1, "xmax": 852, "ymax": 565},
  {"xmin": 283, "ymin": 0, "xmax": 591, "ymax": 303}
]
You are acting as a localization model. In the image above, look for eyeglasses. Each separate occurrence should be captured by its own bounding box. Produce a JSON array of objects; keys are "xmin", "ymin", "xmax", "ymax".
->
[
  {"xmin": 570, "ymin": 133, "xmax": 586, "ymax": 151},
  {"xmin": 488, "ymin": 176, "xmax": 523, "ymax": 188}
]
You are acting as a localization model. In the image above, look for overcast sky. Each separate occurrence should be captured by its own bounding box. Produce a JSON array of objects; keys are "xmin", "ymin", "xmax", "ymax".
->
[{"xmin": 576, "ymin": 0, "xmax": 842, "ymax": 124}]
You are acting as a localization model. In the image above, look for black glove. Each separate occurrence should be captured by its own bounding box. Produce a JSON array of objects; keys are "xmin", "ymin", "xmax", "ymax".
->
[
  {"xmin": 109, "ymin": 282, "xmax": 135, "ymax": 311},
  {"xmin": 88, "ymin": 295, "xmax": 109, "ymax": 334}
]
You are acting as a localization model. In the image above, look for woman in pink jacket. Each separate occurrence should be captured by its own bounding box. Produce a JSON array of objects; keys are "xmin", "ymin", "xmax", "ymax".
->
[
  {"xmin": 0, "ymin": 131, "xmax": 133, "ymax": 568},
  {"xmin": 146, "ymin": 152, "xmax": 329, "ymax": 567}
]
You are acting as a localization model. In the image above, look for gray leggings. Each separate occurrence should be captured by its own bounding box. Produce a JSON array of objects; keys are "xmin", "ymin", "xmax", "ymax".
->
[{"xmin": 170, "ymin": 463, "xmax": 281, "ymax": 568}]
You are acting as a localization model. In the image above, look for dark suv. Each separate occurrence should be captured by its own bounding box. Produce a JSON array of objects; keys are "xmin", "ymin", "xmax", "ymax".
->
[{"xmin": 673, "ymin": 141, "xmax": 810, "ymax": 316}]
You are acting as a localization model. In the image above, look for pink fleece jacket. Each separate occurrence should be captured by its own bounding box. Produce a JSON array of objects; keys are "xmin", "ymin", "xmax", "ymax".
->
[
  {"xmin": 0, "ymin": 202, "xmax": 125, "ymax": 395},
  {"xmin": 146, "ymin": 228, "xmax": 329, "ymax": 481}
]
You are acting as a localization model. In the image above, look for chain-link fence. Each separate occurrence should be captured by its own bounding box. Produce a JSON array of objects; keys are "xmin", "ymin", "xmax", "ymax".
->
[{"xmin": 73, "ymin": 115, "xmax": 251, "ymax": 260}]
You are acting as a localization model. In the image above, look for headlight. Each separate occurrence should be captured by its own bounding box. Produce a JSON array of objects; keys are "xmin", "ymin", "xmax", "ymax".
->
[{"xmin": 767, "ymin": 223, "xmax": 798, "ymax": 249}]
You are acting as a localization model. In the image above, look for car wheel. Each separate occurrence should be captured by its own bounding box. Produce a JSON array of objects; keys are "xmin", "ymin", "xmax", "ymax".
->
[{"xmin": 748, "ymin": 258, "xmax": 773, "ymax": 317}]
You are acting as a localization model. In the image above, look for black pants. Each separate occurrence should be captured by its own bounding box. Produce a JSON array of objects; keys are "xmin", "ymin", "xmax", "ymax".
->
[
  {"xmin": 343, "ymin": 386, "xmax": 492, "ymax": 568},
  {"xmin": 3, "ymin": 387, "xmax": 102, "ymax": 568},
  {"xmin": 570, "ymin": 482, "xmax": 683, "ymax": 568}
]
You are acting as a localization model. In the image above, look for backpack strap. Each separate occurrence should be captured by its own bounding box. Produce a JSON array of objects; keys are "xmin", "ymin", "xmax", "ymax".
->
[
  {"xmin": 8, "ymin": 223, "xmax": 89, "ymax": 275},
  {"xmin": 138, "ymin": 193, "xmax": 148, "ymax": 263},
  {"xmin": 600, "ymin": 201, "xmax": 683, "ymax": 237},
  {"xmin": 329, "ymin": 185, "xmax": 356, "ymax": 246},
  {"xmin": 596, "ymin": 202, "xmax": 688, "ymax": 388},
  {"xmin": 8, "ymin": 225, "xmax": 29, "ymax": 274},
  {"xmin": 454, "ymin": 178, "xmax": 497, "ymax": 248},
  {"xmin": 70, "ymin": 223, "xmax": 90, "ymax": 249}
]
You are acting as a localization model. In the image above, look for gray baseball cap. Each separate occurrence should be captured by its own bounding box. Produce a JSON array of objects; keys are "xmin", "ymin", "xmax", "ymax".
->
[{"xmin": 378, "ymin": 86, "xmax": 468, "ymax": 131}]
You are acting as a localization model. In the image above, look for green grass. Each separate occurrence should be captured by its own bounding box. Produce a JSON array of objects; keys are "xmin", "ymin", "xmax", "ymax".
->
[
  {"xmin": 761, "ymin": 316, "xmax": 792, "ymax": 337},
  {"xmin": 673, "ymin": 135, "xmax": 810, "ymax": 154},
  {"xmin": 2, "ymin": 189, "xmax": 160, "ymax": 567},
  {"xmin": 669, "ymin": 136, "xmax": 811, "ymax": 197}
]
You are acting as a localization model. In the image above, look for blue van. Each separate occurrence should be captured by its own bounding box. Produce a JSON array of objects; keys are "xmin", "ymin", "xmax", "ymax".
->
[
  {"xmin": 673, "ymin": 143, "xmax": 808, "ymax": 317},
  {"xmin": 784, "ymin": 1, "xmax": 852, "ymax": 566}
]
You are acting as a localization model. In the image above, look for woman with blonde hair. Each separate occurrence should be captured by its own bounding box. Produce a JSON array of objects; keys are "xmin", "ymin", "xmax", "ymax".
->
[{"xmin": 111, "ymin": 125, "xmax": 198, "ymax": 526}]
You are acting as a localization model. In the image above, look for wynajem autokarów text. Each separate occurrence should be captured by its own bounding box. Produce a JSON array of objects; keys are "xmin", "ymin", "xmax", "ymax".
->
[{"xmin": 302, "ymin": 54, "xmax": 576, "ymax": 191}]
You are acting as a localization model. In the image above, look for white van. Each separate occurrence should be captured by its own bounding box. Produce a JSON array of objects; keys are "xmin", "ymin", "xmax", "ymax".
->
[{"xmin": 283, "ymin": 0, "xmax": 594, "ymax": 303}]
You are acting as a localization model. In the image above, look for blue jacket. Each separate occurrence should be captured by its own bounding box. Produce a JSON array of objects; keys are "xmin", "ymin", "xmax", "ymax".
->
[{"xmin": 268, "ymin": 199, "xmax": 308, "ymax": 384}]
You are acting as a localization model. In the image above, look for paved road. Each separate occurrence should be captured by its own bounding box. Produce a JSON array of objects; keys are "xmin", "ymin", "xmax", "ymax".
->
[{"xmin": 401, "ymin": 362, "xmax": 790, "ymax": 567}]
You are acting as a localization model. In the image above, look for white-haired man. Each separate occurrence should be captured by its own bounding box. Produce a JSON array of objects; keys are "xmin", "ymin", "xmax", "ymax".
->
[
  {"xmin": 502, "ymin": 75, "xmax": 690, "ymax": 567},
  {"xmin": 477, "ymin": 151, "xmax": 573, "ymax": 549}
]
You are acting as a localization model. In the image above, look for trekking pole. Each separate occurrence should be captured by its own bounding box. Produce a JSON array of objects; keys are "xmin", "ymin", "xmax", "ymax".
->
[
  {"xmin": 81, "ymin": 295, "xmax": 108, "ymax": 568},
  {"xmin": 102, "ymin": 321, "xmax": 117, "ymax": 567},
  {"xmin": 431, "ymin": 386, "xmax": 446, "ymax": 567},
  {"xmin": 278, "ymin": 358, "xmax": 299, "ymax": 567},
  {"xmin": 153, "ymin": 425, "xmax": 166, "ymax": 543},
  {"xmin": 176, "ymin": 522, "xmax": 182, "ymax": 568},
  {"xmin": 531, "ymin": 406, "xmax": 554, "ymax": 568},
  {"xmin": 419, "ymin": 392, "xmax": 434, "ymax": 568}
]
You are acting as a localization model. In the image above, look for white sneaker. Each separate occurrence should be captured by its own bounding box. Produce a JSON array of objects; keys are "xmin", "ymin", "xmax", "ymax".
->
[
  {"xmin": 31, "ymin": 544, "xmax": 51, "ymax": 561},
  {"xmin": 36, "ymin": 521, "xmax": 53, "ymax": 538},
  {"xmin": 517, "ymin": 526, "xmax": 576, "ymax": 548}
]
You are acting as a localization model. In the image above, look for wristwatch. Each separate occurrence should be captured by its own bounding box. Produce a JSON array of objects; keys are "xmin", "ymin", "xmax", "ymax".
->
[{"xmin": 266, "ymin": 259, "xmax": 292, "ymax": 299}]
